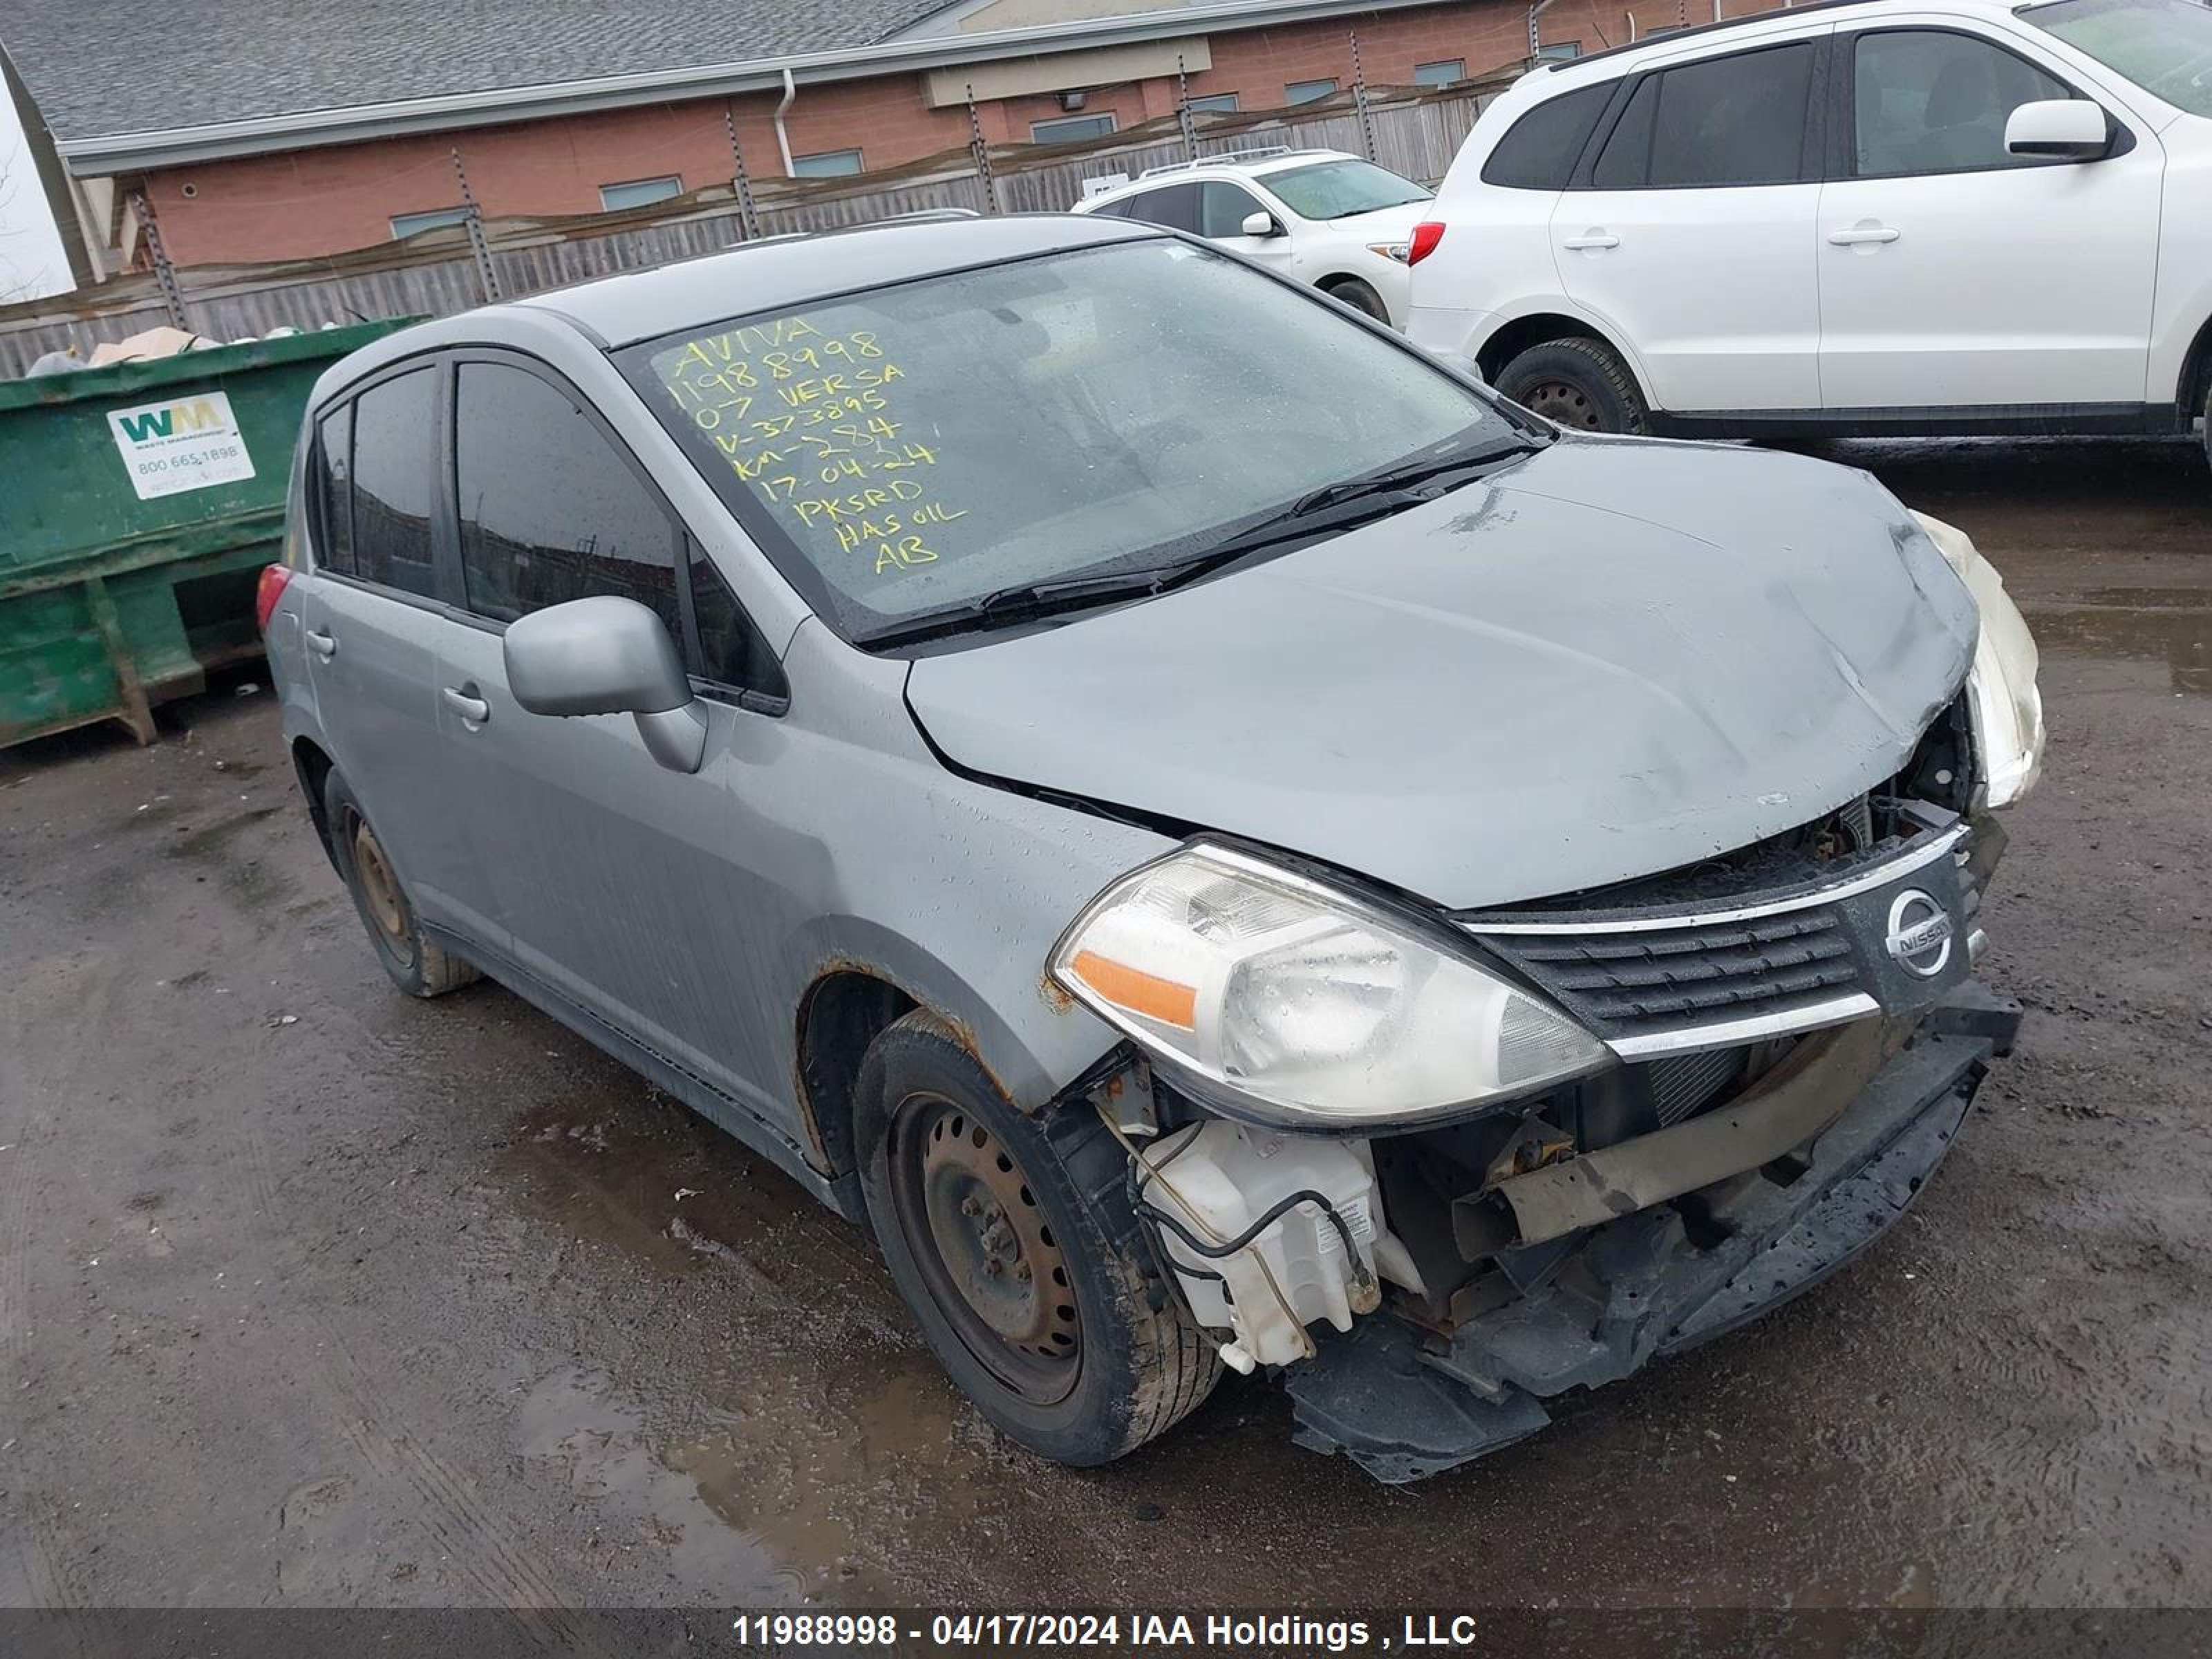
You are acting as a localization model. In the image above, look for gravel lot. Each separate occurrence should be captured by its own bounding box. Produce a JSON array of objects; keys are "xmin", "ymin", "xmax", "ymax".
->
[{"xmin": 2, "ymin": 436, "xmax": 2208, "ymax": 1615}]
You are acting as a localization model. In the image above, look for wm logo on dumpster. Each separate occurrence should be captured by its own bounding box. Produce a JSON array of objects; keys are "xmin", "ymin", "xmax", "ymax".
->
[
  {"xmin": 106, "ymin": 388, "xmax": 255, "ymax": 501},
  {"xmin": 114, "ymin": 399, "xmax": 228, "ymax": 442}
]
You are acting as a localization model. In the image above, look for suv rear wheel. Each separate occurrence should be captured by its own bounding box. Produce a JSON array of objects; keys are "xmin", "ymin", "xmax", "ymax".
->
[
  {"xmin": 855, "ymin": 1010, "xmax": 1219, "ymax": 1465},
  {"xmin": 1497, "ymin": 337, "xmax": 1650, "ymax": 435},
  {"xmin": 324, "ymin": 770, "xmax": 478, "ymax": 999}
]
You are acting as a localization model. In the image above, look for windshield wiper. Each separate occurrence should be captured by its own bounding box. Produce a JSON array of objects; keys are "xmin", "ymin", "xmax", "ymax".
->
[
  {"xmin": 1290, "ymin": 432, "xmax": 1537, "ymax": 516},
  {"xmin": 856, "ymin": 433, "xmax": 1539, "ymax": 652},
  {"xmin": 857, "ymin": 570, "xmax": 1172, "ymax": 650}
]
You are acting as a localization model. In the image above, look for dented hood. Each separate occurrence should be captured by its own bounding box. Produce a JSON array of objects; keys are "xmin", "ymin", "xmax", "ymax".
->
[{"xmin": 903, "ymin": 438, "xmax": 1978, "ymax": 910}]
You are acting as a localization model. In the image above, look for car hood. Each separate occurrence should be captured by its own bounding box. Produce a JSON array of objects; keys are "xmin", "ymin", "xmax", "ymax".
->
[
  {"xmin": 903, "ymin": 437, "xmax": 1979, "ymax": 911},
  {"xmin": 1320, "ymin": 200, "xmax": 1429, "ymax": 240}
]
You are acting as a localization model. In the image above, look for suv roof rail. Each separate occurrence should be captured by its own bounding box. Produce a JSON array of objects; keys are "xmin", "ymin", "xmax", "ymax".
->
[
  {"xmin": 1136, "ymin": 144, "xmax": 1319, "ymax": 179},
  {"xmin": 1559, "ymin": 0, "xmax": 1893, "ymax": 67}
]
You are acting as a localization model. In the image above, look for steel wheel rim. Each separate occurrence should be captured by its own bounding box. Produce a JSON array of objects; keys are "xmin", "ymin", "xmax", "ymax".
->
[
  {"xmin": 889, "ymin": 1090, "xmax": 1081, "ymax": 1405},
  {"xmin": 1523, "ymin": 379, "xmax": 1602, "ymax": 430},
  {"xmin": 350, "ymin": 816, "xmax": 415, "ymax": 963}
]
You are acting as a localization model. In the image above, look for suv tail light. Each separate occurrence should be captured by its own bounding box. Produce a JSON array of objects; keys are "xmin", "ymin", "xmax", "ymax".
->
[
  {"xmin": 254, "ymin": 563, "xmax": 293, "ymax": 632},
  {"xmin": 1407, "ymin": 221, "xmax": 1446, "ymax": 267}
]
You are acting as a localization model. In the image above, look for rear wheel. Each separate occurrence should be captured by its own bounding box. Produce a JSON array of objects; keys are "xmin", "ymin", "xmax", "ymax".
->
[
  {"xmin": 856, "ymin": 1011, "xmax": 1219, "ymax": 1465},
  {"xmin": 1497, "ymin": 336, "xmax": 1650, "ymax": 435},
  {"xmin": 323, "ymin": 770, "xmax": 478, "ymax": 999}
]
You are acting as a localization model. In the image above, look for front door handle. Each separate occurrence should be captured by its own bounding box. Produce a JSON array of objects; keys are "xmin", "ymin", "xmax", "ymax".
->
[
  {"xmin": 1827, "ymin": 224, "xmax": 1901, "ymax": 246},
  {"xmin": 442, "ymin": 685, "xmax": 491, "ymax": 725},
  {"xmin": 1562, "ymin": 231, "xmax": 1620, "ymax": 250},
  {"xmin": 306, "ymin": 628, "xmax": 337, "ymax": 659}
]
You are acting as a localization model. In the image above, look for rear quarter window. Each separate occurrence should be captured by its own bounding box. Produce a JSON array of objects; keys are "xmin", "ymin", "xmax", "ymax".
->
[{"xmin": 1481, "ymin": 84, "xmax": 1615, "ymax": 188}]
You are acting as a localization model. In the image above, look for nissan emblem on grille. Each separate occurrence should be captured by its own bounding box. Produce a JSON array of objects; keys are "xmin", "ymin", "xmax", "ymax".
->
[{"xmin": 1884, "ymin": 889, "xmax": 1954, "ymax": 979}]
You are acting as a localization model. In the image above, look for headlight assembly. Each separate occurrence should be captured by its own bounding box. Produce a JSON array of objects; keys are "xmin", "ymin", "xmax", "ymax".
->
[
  {"xmin": 1913, "ymin": 512, "xmax": 2045, "ymax": 809},
  {"xmin": 1048, "ymin": 843, "xmax": 1609, "ymax": 1129}
]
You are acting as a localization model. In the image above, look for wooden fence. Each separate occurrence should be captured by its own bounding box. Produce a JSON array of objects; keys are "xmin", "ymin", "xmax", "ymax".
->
[{"xmin": 0, "ymin": 75, "xmax": 1510, "ymax": 379}]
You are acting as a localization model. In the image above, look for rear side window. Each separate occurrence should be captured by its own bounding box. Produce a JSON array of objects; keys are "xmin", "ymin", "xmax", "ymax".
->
[
  {"xmin": 1593, "ymin": 42, "xmax": 1819, "ymax": 187},
  {"xmin": 452, "ymin": 362, "xmax": 682, "ymax": 635},
  {"xmin": 312, "ymin": 404, "xmax": 353, "ymax": 575},
  {"xmin": 349, "ymin": 370, "xmax": 439, "ymax": 599},
  {"xmin": 1481, "ymin": 84, "xmax": 1614, "ymax": 188},
  {"xmin": 1119, "ymin": 182, "xmax": 1199, "ymax": 232}
]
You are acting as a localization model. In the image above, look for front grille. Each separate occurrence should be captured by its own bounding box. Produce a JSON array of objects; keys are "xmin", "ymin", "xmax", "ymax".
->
[
  {"xmin": 1458, "ymin": 823, "xmax": 1976, "ymax": 1054},
  {"xmin": 1492, "ymin": 910, "xmax": 1860, "ymax": 1036}
]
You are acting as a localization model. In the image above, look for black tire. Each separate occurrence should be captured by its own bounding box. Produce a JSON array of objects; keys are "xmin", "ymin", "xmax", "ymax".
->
[
  {"xmin": 1496, "ymin": 336, "xmax": 1650, "ymax": 435},
  {"xmin": 1322, "ymin": 277, "xmax": 1390, "ymax": 324},
  {"xmin": 855, "ymin": 1010, "xmax": 1219, "ymax": 1465},
  {"xmin": 2201, "ymin": 374, "xmax": 2211, "ymax": 472},
  {"xmin": 322, "ymin": 769, "xmax": 478, "ymax": 999}
]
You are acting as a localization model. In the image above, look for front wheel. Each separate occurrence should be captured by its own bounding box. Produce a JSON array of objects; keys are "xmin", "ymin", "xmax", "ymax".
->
[
  {"xmin": 1496, "ymin": 337, "xmax": 1650, "ymax": 435},
  {"xmin": 1322, "ymin": 277, "xmax": 1390, "ymax": 324},
  {"xmin": 855, "ymin": 1011, "xmax": 1219, "ymax": 1465}
]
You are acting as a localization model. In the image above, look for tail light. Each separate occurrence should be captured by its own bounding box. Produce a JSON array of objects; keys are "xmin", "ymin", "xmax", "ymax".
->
[
  {"xmin": 1407, "ymin": 221, "xmax": 1446, "ymax": 267},
  {"xmin": 254, "ymin": 563, "xmax": 293, "ymax": 632}
]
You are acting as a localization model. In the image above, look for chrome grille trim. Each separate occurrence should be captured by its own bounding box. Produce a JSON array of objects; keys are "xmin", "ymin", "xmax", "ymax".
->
[
  {"xmin": 1605, "ymin": 994, "xmax": 1879, "ymax": 1058},
  {"xmin": 1457, "ymin": 825, "xmax": 1967, "ymax": 937}
]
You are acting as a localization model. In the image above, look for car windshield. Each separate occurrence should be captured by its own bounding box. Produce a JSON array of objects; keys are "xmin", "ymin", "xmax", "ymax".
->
[
  {"xmin": 621, "ymin": 238, "xmax": 1517, "ymax": 645},
  {"xmin": 2024, "ymin": 0, "xmax": 2212, "ymax": 116},
  {"xmin": 1262, "ymin": 158, "xmax": 1432, "ymax": 220}
]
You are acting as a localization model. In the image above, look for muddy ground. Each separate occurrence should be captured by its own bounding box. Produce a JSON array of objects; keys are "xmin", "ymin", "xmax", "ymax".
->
[{"xmin": 2, "ymin": 437, "xmax": 2209, "ymax": 1615}]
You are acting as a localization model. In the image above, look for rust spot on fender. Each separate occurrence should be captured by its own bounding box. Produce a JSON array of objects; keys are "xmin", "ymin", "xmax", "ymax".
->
[{"xmin": 1040, "ymin": 970, "xmax": 1074, "ymax": 1015}]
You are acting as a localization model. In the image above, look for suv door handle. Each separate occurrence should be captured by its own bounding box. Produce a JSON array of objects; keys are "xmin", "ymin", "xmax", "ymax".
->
[
  {"xmin": 442, "ymin": 685, "xmax": 491, "ymax": 725},
  {"xmin": 1828, "ymin": 225, "xmax": 1901, "ymax": 246},
  {"xmin": 306, "ymin": 628, "xmax": 337, "ymax": 659},
  {"xmin": 1562, "ymin": 232, "xmax": 1619, "ymax": 250}
]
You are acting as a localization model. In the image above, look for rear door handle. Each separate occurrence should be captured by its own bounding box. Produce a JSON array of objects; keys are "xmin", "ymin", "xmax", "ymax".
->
[
  {"xmin": 442, "ymin": 685, "xmax": 491, "ymax": 725},
  {"xmin": 306, "ymin": 628, "xmax": 337, "ymax": 659},
  {"xmin": 1827, "ymin": 225, "xmax": 1900, "ymax": 246},
  {"xmin": 1562, "ymin": 232, "xmax": 1619, "ymax": 250}
]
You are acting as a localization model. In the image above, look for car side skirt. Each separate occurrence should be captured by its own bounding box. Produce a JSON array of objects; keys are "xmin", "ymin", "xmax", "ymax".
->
[
  {"xmin": 422, "ymin": 921, "xmax": 867, "ymax": 1223},
  {"xmin": 1651, "ymin": 401, "xmax": 2182, "ymax": 440}
]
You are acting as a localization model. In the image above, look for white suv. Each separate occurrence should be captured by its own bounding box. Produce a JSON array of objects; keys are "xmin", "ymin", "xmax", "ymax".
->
[
  {"xmin": 1406, "ymin": 0, "xmax": 2212, "ymax": 460},
  {"xmin": 1071, "ymin": 147, "xmax": 1434, "ymax": 326}
]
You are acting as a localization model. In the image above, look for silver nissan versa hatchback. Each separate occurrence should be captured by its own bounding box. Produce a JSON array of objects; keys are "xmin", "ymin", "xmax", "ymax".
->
[{"xmin": 260, "ymin": 213, "xmax": 2043, "ymax": 1483}]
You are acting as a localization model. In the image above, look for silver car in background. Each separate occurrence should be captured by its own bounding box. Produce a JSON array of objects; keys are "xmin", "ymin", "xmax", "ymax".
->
[{"xmin": 259, "ymin": 214, "xmax": 2043, "ymax": 1481}]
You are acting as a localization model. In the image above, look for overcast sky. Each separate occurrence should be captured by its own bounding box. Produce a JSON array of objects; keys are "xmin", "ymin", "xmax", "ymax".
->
[{"xmin": 1, "ymin": 83, "xmax": 71, "ymax": 301}]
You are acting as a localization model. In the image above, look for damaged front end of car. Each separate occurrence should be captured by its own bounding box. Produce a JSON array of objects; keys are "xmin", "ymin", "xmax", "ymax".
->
[{"xmin": 1044, "ymin": 519, "xmax": 2041, "ymax": 1482}]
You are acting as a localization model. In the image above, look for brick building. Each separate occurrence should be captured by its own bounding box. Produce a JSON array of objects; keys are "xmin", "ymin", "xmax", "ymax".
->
[{"xmin": 0, "ymin": 0, "xmax": 1774, "ymax": 272}]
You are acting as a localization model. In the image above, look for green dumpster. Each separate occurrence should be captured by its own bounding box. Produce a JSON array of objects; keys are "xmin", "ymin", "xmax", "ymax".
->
[{"xmin": 0, "ymin": 319, "xmax": 414, "ymax": 749}]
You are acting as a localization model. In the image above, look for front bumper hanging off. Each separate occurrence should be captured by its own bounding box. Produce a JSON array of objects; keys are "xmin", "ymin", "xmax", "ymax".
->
[{"xmin": 1284, "ymin": 984, "xmax": 2023, "ymax": 1485}]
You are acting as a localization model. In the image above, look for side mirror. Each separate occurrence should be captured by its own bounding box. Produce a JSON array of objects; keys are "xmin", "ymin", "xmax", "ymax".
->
[
  {"xmin": 2005, "ymin": 99, "xmax": 2112, "ymax": 161},
  {"xmin": 1239, "ymin": 210, "xmax": 1285, "ymax": 238},
  {"xmin": 503, "ymin": 595, "xmax": 706, "ymax": 774}
]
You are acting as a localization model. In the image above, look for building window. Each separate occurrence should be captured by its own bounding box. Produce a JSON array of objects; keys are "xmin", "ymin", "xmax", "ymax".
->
[
  {"xmin": 791, "ymin": 149, "xmax": 865, "ymax": 178},
  {"xmin": 1186, "ymin": 92, "xmax": 1239, "ymax": 113},
  {"xmin": 599, "ymin": 175, "xmax": 682, "ymax": 210},
  {"xmin": 1285, "ymin": 78, "xmax": 1339, "ymax": 105},
  {"xmin": 1030, "ymin": 112, "xmax": 1118, "ymax": 144},
  {"xmin": 1537, "ymin": 41, "xmax": 1584, "ymax": 61},
  {"xmin": 389, "ymin": 205, "xmax": 472, "ymax": 239},
  {"xmin": 1416, "ymin": 59, "xmax": 1467, "ymax": 86}
]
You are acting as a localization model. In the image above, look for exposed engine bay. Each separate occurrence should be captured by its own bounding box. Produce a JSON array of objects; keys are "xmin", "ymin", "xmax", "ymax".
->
[{"xmin": 1073, "ymin": 716, "xmax": 2024, "ymax": 1480}]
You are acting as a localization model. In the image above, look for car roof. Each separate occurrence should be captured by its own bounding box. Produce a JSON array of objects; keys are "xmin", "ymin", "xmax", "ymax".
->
[
  {"xmin": 1083, "ymin": 147, "xmax": 1362, "ymax": 200},
  {"xmin": 1539, "ymin": 0, "xmax": 2024, "ymax": 78},
  {"xmin": 509, "ymin": 212, "xmax": 1157, "ymax": 348}
]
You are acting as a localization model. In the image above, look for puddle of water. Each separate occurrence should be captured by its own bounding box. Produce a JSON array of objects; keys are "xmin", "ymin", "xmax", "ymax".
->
[{"xmin": 2021, "ymin": 588, "xmax": 2212, "ymax": 695}]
